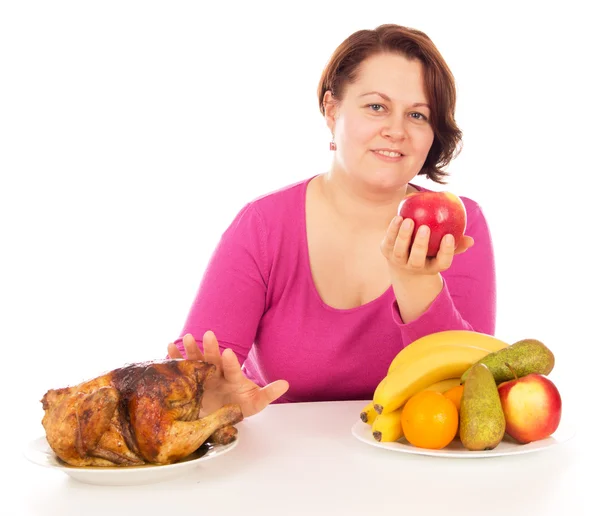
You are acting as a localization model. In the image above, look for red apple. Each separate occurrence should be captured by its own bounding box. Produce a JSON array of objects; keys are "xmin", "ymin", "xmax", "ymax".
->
[
  {"xmin": 497, "ymin": 372, "xmax": 562, "ymax": 444},
  {"xmin": 397, "ymin": 191, "xmax": 467, "ymax": 257}
]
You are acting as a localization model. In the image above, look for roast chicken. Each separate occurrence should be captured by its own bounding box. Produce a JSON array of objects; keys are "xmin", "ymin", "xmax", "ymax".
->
[{"xmin": 41, "ymin": 359, "xmax": 243, "ymax": 467}]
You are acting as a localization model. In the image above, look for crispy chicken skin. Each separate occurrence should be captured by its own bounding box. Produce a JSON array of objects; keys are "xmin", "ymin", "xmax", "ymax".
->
[{"xmin": 41, "ymin": 359, "xmax": 243, "ymax": 467}]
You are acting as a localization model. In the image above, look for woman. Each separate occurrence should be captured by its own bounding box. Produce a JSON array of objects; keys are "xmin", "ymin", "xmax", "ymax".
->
[{"xmin": 167, "ymin": 24, "xmax": 496, "ymax": 418}]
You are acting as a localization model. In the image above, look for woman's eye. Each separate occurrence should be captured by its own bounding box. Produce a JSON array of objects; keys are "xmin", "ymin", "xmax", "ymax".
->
[
  {"xmin": 410, "ymin": 112, "xmax": 428, "ymax": 121},
  {"xmin": 368, "ymin": 104, "xmax": 385, "ymax": 112}
]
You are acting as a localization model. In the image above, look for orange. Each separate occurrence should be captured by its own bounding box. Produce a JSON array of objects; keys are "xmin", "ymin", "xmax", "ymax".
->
[
  {"xmin": 400, "ymin": 390, "xmax": 459, "ymax": 449},
  {"xmin": 443, "ymin": 385, "xmax": 464, "ymax": 411},
  {"xmin": 443, "ymin": 385, "xmax": 464, "ymax": 438}
]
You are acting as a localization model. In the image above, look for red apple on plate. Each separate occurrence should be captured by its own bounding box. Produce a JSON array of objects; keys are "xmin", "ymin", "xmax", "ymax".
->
[
  {"xmin": 497, "ymin": 368, "xmax": 562, "ymax": 444},
  {"xmin": 397, "ymin": 191, "xmax": 467, "ymax": 257}
]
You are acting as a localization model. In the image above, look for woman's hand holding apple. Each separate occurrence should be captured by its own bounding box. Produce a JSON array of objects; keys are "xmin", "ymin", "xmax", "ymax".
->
[
  {"xmin": 381, "ymin": 190, "xmax": 474, "ymax": 324},
  {"xmin": 381, "ymin": 215, "xmax": 474, "ymax": 278}
]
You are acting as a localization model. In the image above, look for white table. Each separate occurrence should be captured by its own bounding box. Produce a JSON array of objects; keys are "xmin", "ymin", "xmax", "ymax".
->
[{"xmin": 13, "ymin": 400, "xmax": 590, "ymax": 516}]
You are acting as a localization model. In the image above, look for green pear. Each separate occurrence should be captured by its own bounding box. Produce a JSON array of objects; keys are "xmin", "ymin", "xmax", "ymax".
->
[
  {"xmin": 460, "ymin": 363, "xmax": 506, "ymax": 451},
  {"xmin": 460, "ymin": 338, "xmax": 554, "ymax": 384}
]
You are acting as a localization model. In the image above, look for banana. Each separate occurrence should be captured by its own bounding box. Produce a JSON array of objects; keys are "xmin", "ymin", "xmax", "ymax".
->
[
  {"xmin": 362, "ymin": 379, "xmax": 459, "ymax": 426},
  {"xmin": 374, "ymin": 344, "xmax": 491, "ymax": 415},
  {"xmin": 422, "ymin": 377, "xmax": 461, "ymax": 393},
  {"xmin": 387, "ymin": 330, "xmax": 509, "ymax": 374},
  {"xmin": 359, "ymin": 401, "xmax": 378, "ymax": 425},
  {"xmin": 372, "ymin": 408, "xmax": 404, "ymax": 442}
]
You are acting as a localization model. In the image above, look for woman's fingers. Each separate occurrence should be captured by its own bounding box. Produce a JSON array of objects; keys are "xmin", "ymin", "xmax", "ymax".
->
[
  {"xmin": 261, "ymin": 379, "xmax": 290, "ymax": 404},
  {"xmin": 434, "ymin": 234, "xmax": 456, "ymax": 271},
  {"xmin": 202, "ymin": 330, "xmax": 223, "ymax": 373},
  {"xmin": 429, "ymin": 234, "xmax": 473, "ymax": 271},
  {"xmin": 245, "ymin": 380, "xmax": 290, "ymax": 417},
  {"xmin": 406, "ymin": 224, "xmax": 430, "ymax": 268},
  {"xmin": 167, "ymin": 342, "xmax": 183, "ymax": 359},
  {"xmin": 454, "ymin": 235, "xmax": 474, "ymax": 255},
  {"xmin": 252, "ymin": 379, "xmax": 290, "ymax": 414},
  {"xmin": 392, "ymin": 218, "xmax": 415, "ymax": 262},
  {"xmin": 221, "ymin": 348, "xmax": 246, "ymax": 383},
  {"xmin": 381, "ymin": 216, "xmax": 403, "ymax": 258},
  {"xmin": 182, "ymin": 333, "xmax": 205, "ymax": 360}
]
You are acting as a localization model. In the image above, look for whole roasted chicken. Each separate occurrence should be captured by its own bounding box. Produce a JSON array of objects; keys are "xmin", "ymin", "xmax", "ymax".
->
[{"xmin": 41, "ymin": 359, "xmax": 243, "ymax": 467}]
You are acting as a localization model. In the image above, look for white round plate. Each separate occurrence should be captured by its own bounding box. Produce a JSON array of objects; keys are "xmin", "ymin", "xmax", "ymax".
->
[
  {"xmin": 24, "ymin": 436, "xmax": 239, "ymax": 485},
  {"xmin": 351, "ymin": 417, "xmax": 576, "ymax": 458}
]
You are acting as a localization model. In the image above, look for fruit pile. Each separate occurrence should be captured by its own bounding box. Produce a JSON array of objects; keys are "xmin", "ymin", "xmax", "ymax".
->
[{"xmin": 360, "ymin": 330, "xmax": 562, "ymax": 451}]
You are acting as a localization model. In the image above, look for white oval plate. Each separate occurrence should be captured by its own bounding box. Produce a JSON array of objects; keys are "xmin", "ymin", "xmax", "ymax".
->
[
  {"xmin": 24, "ymin": 436, "xmax": 239, "ymax": 485},
  {"xmin": 351, "ymin": 417, "xmax": 576, "ymax": 458}
]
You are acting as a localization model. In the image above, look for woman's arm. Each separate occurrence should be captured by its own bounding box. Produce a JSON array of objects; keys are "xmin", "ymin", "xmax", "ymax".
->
[
  {"xmin": 167, "ymin": 202, "xmax": 289, "ymax": 416},
  {"xmin": 171, "ymin": 203, "xmax": 269, "ymax": 363},
  {"xmin": 383, "ymin": 199, "xmax": 496, "ymax": 343}
]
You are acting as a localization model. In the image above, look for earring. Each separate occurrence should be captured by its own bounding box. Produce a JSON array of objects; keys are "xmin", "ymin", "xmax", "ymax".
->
[{"xmin": 330, "ymin": 136, "xmax": 336, "ymax": 151}]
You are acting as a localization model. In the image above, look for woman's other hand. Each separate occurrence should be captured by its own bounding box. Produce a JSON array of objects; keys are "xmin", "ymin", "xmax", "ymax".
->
[
  {"xmin": 167, "ymin": 332, "xmax": 289, "ymax": 418},
  {"xmin": 381, "ymin": 215, "xmax": 474, "ymax": 278}
]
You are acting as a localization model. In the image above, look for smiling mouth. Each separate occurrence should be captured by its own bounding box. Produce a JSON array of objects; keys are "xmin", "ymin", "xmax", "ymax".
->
[{"xmin": 373, "ymin": 150, "xmax": 404, "ymax": 158}]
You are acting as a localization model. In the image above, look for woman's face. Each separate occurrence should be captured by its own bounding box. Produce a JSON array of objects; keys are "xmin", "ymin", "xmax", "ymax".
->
[{"xmin": 325, "ymin": 52, "xmax": 435, "ymax": 192}]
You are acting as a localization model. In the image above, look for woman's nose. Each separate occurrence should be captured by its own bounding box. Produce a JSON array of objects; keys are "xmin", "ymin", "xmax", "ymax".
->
[{"xmin": 382, "ymin": 117, "xmax": 408, "ymax": 140}]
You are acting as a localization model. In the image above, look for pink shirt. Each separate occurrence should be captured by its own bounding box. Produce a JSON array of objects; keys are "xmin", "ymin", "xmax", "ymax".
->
[{"xmin": 173, "ymin": 176, "xmax": 496, "ymax": 403}]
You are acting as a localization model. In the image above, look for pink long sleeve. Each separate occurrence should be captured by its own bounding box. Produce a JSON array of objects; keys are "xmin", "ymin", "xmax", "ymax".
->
[
  {"xmin": 170, "ymin": 178, "xmax": 497, "ymax": 403},
  {"xmin": 173, "ymin": 203, "xmax": 269, "ymax": 363}
]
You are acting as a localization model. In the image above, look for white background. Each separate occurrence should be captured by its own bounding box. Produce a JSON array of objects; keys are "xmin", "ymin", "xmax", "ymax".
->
[{"xmin": 1, "ymin": 0, "xmax": 598, "ymax": 454}]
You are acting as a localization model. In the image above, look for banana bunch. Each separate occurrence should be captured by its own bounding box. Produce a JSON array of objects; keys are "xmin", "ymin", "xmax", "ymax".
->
[
  {"xmin": 386, "ymin": 329, "xmax": 508, "ymax": 374},
  {"xmin": 360, "ymin": 330, "xmax": 509, "ymax": 442},
  {"xmin": 372, "ymin": 407, "xmax": 404, "ymax": 442},
  {"xmin": 362, "ymin": 377, "xmax": 462, "ymax": 442}
]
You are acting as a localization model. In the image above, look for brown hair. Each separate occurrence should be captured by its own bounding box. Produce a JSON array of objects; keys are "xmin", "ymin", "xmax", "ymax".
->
[{"xmin": 318, "ymin": 24, "xmax": 462, "ymax": 184}]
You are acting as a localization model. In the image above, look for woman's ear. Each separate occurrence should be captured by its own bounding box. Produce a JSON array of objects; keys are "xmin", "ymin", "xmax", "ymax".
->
[{"xmin": 322, "ymin": 90, "xmax": 338, "ymax": 133}]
